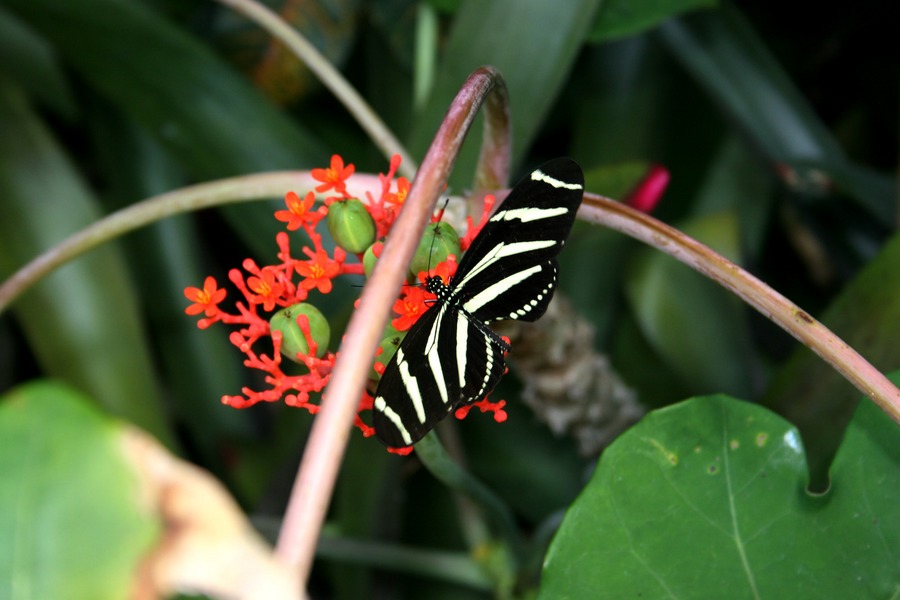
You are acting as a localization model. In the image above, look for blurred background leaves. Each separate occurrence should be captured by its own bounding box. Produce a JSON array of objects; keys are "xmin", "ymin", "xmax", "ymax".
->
[{"xmin": 0, "ymin": 0, "xmax": 896, "ymax": 597}]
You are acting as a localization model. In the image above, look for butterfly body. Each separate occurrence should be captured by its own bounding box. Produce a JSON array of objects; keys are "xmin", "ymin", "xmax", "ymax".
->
[{"xmin": 373, "ymin": 158, "xmax": 584, "ymax": 448}]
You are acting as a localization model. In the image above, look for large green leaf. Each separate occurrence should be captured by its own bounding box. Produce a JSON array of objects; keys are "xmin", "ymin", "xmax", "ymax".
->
[
  {"xmin": 658, "ymin": 6, "xmax": 845, "ymax": 165},
  {"xmin": 409, "ymin": 0, "xmax": 602, "ymax": 184},
  {"xmin": 0, "ymin": 381, "xmax": 158, "ymax": 600},
  {"xmin": 0, "ymin": 79, "xmax": 173, "ymax": 444},
  {"xmin": 540, "ymin": 394, "xmax": 900, "ymax": 598},
  {"xmin": 88, "ymin": 111, "xmax": 253, "ymax": 473}
]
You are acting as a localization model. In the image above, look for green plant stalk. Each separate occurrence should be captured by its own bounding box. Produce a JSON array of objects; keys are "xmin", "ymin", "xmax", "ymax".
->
[
  {"xmin": 317, "ymin": 530, "xmax": 492, "ymax": 591},
  {"xmin": 415, "ymin": 431, "xmax": 524, "ymax": 558},
  {"xmin": 214, "ymin": 0, "xmax": 417, "ymax": 179}
]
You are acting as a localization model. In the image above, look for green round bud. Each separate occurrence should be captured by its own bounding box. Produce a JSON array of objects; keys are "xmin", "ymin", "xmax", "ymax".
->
[
  {"xmin": 363, "ymin": 241, "xmax": 383, "ymax": 278},
  {"xmin": 371, "ymin": 326, "xmax": 406, "ymax": 382},
  {"xmin": 269, "ymin": 303, "xmax": 330, "ymax": 361},
  {"xmin": 410, "ymin": 222, "xmax": 460, "ymax": 278},
  {"xmin": 328, "ymin": 198, "xmax": 376, "ymax": 254}
]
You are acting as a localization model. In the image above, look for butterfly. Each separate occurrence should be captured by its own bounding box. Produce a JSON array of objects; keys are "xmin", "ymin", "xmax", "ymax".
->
[{"xmin": 373, "ymin": 158, "xmax": 584, "ymax": 447}]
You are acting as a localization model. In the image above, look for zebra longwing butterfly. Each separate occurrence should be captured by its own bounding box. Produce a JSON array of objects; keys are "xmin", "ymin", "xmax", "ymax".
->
[{"xmin": 373, "ymin": 158, "xmax": 584, "ymax": 448}]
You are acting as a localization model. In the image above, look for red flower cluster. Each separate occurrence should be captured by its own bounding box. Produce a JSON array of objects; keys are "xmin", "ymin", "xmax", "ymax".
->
[{"xmin": 184, "ymin": 154, "xmax": 506, "ymax": 450}]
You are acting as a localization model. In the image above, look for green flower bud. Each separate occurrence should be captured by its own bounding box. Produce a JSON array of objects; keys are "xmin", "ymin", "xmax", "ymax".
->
[
  {"xmin": 363, "ymin": 241, "xmax": 383, "ymax": 278},
  {"xmin": 269, "ymin": 303, "xmax": 330, "ymax": 361},
  {"xmin": 328, "ymin": 198, "xmax": 376, "ymax": 254},
  {"xmin": 371, "ymin": 326, "xmax": 406, "ymax": 382},
  {"xmin": 410, "ymin": 222, "xmax": 460, "ymax": 278}
]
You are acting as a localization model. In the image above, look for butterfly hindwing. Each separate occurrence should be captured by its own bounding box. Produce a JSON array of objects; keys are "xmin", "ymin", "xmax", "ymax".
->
[
  {"xmin": 373, "ymin": 158, "xmax": 584, "ymax": 447},
  {"xmin": 373, "ymin": 305, "xmax": 508, "ymax": 448}
]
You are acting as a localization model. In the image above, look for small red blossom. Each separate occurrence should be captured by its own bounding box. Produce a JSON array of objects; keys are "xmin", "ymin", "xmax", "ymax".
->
[
  {"xmin": 312, "ymin": 154, "xmax": 355, "ymax": 195},
  {"xmin": 247, "ymin": 267, "xmax": 284, "ymax": 312},
  {"xmin": 391, "ymin": 286, "xmax": 430, "ymax": 331},
  {"xmin": 455, "ymin": 397, "xmax": 508, "ymax": 423},
  {"xmin": 297, "ymin": 249, "xmax": 341, "ymax": 294},
  {"xmin": 275, "ymin": 190, "xmax": 325, "ymax": 230},
  {"xmin": 384, "ymin": 177, "xmax": 410, "ymax": 206},
  {"xmin": 184, "ymin": 276, "xmax": 227, "ymax": 317}
]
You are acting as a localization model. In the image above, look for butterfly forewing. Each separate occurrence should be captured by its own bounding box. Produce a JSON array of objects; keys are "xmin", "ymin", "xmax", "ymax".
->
[
  {"xmin": 452, "ymin": 159, "xmax": 583, "ymax": 323},
  {"xmin": 373, "ymin": 158, "xmax": 584, "ymax": 447}
]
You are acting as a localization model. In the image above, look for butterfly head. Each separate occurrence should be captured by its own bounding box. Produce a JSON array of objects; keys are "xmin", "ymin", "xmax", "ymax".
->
[{"xmin": 424, "ymin": 274, "xmax": 450, "ymax": 298}]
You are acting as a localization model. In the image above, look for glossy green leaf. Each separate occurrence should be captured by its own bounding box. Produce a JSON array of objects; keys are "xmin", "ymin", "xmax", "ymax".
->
[
  {"xmin": 625, "ymin": 211, "xmax": 759, "ymax": 398},
  {"xmin": 588, "ymin": 0, "xmax": 716, "ymax": 42},
  {"xmin": 0, "ymin": 381, "xmax": 159, "ymax": 600},
  {"xmin": 540, "ymin": 394, "xmax": 900, "ymax": 598}
]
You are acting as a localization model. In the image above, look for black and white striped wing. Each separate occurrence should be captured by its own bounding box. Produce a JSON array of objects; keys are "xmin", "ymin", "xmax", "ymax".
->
[
  {"xmin": 450, "ymin": 158, "xmax": 584, "ymax": 324},
  {"xmin": 373, "ymin": 158, "xmax": 584, "ymax": 447},
  {"xmin": 373, "ymin": 303, "xmax": 507, "ymax": 448}
]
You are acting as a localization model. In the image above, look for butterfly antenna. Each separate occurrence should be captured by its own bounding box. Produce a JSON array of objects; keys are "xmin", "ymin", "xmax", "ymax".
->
[{"xmin": 426, "ymin": 198, "xmax": 450, "ymax": 278}]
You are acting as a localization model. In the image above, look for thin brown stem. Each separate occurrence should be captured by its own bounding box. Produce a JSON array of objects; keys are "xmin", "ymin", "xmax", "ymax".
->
[
  {"xmin": 578, "ymin": 192, "xmax": 900, "ymax": 425},
  {"xmin": 0, "ymin": 172, "xmax": 384, "ymax": 314},
  {"xmin": 274, "ymin": 66, "xmax": 510, "ymax": 586}
]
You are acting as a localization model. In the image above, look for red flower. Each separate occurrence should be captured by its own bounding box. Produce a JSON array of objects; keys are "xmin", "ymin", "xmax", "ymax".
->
[
  {"xmin": 185, "ymin": 153, "xmax": 514, "ymax": 449},
  {"xmin": 275, "ymin": 191, "xmax": 324, "ymax": 230},
  {"xmin": 296, "ymin": 249, "xmax": 341, "ymax": 294},
  {"xmin": 312, "ymin": 154, "xmax": 355, "ymax": 195},
  {"xmin": 391, "ymin": 286, "xmax": 430, "ymax": 331},
  {"xmin": 184, "ymin": 276, "xmax": 226, "ymax": 317},
  {"xmin": 247, "ymin": 267, "xmax": 284, "ymax": 311},
  {"xmin": 384, "ymin": 177, "xmax": 410, "ymax": 206}
]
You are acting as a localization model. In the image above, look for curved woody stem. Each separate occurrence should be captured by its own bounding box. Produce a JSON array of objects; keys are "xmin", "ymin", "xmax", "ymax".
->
[
  {"xmin": 0, "ymin": 172, "xmax": 383, "ymax": 314},
  {"xmin": 578, "ymin": 193, "xmax": 900, "ymax": 425},
  {"xmin": 275, "ymin": 66, "xmax": 511, "ymax": 584}
]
